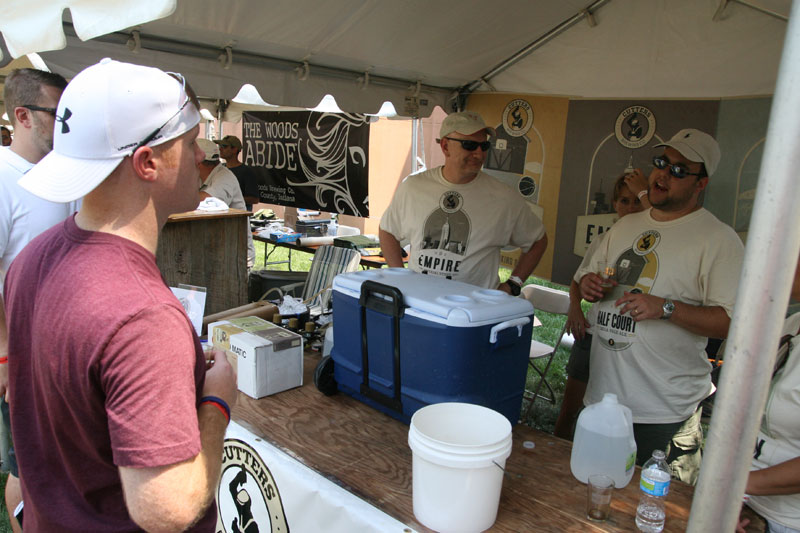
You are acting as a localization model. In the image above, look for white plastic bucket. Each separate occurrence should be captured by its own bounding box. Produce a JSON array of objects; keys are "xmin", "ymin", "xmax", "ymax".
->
[{"xmin": 408, "ymin": 402, "xmax": 512, "ymax": 533}]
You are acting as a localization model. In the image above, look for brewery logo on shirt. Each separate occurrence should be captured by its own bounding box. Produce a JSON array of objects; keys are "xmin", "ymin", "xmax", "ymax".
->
[
  {"xmin": 615, "ymin": 106, "xmax": 656, "ymax": 149},
  {"xmin": 439, "ymin": 190, "xmax": 463, "ymax": 213},
  {"xmin": 216, "ymin": 438, "xmax": 290, "ymax": 533},
  {"xmin": 502, "ymin": 99, "xmax": 533, "ymax": 137},
  {"xmin": 633, "ymin": 230, "xmax": 661, "ymax": 255}
]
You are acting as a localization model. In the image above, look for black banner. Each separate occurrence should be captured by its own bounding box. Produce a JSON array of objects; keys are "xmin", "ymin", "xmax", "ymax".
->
[{"xmin": 242, "ymin": 110, "xmax": 370, "ymax": 216}]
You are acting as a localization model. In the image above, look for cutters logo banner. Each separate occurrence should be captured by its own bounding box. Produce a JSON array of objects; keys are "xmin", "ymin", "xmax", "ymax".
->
[
  {"xmin": 216, "ymin": 438, "xmax": 290, "ymax": 533},
  {"xmin": 242, "ymin": 111, "xmax": 370, "ymax": 216}
]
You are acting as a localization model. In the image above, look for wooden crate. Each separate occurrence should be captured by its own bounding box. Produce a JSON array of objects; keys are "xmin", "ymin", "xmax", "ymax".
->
[{"xmin": 157, "ymin": 209, "xmax": 249, "ymax": 316}]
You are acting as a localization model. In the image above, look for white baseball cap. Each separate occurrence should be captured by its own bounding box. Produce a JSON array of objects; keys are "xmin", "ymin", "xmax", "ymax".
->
[
  {"xmin": 18, "ymin": 58, "xmax": 202, "ymax": 203},
  {"xmin": 197, "ymin": 138, "xmax": 220, "ymax": 162},
  {"xmin": 655, "ymin": 128, "xmax": 721, "ymax": 177},
  {"xmin": 439, "ymin": 111, "xmax": 496, "ymax": 139}
]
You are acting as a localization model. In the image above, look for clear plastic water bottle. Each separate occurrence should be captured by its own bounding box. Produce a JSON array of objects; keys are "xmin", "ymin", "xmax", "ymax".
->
[{"xmin": 635, "ymin": 449, "xmax": 670, "ymax": 532}]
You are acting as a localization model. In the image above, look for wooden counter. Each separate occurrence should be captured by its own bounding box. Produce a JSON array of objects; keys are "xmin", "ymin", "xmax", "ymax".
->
[
  {"xmin": 232, "ymin": 352, "xmax": 764, "ymax": 532},
  {"xmin": 157, "ymin": 209, "xmax": 250, "ymax": 316}
]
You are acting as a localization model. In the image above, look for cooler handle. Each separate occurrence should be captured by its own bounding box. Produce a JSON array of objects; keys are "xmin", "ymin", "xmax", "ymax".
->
[
  {"xmin": 489, "ymin": 317, "xmax": 530, "ymax": 344},
  {"xmin": 358, "ymin": 280, "xmax": 404, "ymax": 412}
]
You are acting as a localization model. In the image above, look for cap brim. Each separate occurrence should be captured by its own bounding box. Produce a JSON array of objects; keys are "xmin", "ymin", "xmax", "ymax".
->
[
  {"xmin": 18, "ymin": 151, "xmax": 124, "ymax": 203},
  {"xmin": 212, "ymin": 139, "xmax": 224, "ymax": 145},
  {"xmin": 654, "ymin": 141, "xmax": 704, "ymax": 166}
]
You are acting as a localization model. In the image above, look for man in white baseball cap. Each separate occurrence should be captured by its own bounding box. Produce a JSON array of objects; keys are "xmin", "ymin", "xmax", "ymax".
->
[
  {"xmin": 576, "ymin": 128, "xmax": 743, "ymax": 484},
  {"xmin": 379, "ymin": 110, "xmax": 547, "ymax": 291},
  {"xmin": 4, "ymin": 59, "xmax": 236, "ymax": 531}
]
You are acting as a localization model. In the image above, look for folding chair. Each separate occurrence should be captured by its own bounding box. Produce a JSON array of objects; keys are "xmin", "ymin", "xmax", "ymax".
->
[
  {"xmin": 520, "ymin": 284, "xmax": 572, "ymax": 419},
  {"xmin": 260, "ymin": 245, "xmax": 361, "ymax": 314}
]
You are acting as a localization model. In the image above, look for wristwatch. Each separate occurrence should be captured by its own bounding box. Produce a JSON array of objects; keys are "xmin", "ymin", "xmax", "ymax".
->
[
  {"xmin": 661, "ymin": 298, "xmax": 675, "ymax": 320},
  {"xmin": 506, "ymin": 276, "xmax": 523, "ymax": 296}
]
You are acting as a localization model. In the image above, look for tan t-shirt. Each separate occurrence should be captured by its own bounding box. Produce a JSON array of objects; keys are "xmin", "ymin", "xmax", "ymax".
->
[
  {"xmin": 748, "ymin": 312, "xmax": 800, "ymax": 529},
  {"xmin": 380, "ymin": 167, "xmax": 545, "ymax": 288},
  {"xmin": 576, "ymin": 208, "xmax": 744, "ymax": 423}
]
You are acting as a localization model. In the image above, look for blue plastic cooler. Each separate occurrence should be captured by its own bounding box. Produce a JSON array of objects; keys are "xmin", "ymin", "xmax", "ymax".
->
[{"xmin": 329, "ymin": 269, "xmax": 534, "ymax": 425}]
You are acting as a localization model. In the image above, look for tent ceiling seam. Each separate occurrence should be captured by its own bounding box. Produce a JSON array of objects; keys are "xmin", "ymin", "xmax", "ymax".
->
[{"xmin": 60, "ymin": 22, "xmax": 455, "ymax": 95}]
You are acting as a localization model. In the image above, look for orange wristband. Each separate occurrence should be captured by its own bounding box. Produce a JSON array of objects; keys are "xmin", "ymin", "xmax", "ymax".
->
[{"xmin": 0, "ymin": 356, "xmax": 8, "ymax": 364}]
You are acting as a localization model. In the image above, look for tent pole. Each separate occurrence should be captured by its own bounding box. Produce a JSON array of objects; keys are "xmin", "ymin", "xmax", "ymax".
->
[
  {"xmin": 411, "ymin": 118, "xmax": 419, "ymax": 174},
  {"xmin": 688, "ymin": 0, "xmax": 800, "ymax": 530},
  {"xmin": 461, "ymin": 0, "xmax": 611, "ymax": 94}
]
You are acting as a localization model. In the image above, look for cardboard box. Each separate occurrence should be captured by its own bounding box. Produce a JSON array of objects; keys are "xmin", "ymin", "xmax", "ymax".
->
[{"xmin": 208, "ymin": 316, "xmax": 303, "ymax": 398}]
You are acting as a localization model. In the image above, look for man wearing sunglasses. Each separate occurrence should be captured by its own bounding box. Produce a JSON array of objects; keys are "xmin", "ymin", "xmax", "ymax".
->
[
  {"xmin": 0, "ymin": 67, "xmax": 75, "ymax": 533},
  {"xmin": 3, "ymin": 59, "xmax": 236, "ymax": 532},
  {"xmin": 380, "ymin": 111, "xmax": 547, "ymax": 292},
  {"xmin": 577, "ymin": 128, "xmax": 744, "ymax": 484}
]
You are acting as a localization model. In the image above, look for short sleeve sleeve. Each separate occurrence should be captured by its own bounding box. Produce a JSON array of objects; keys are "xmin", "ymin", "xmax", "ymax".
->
[{"xmin": 102, "ymin": 304, "xmax": 203, "ymax": 468}]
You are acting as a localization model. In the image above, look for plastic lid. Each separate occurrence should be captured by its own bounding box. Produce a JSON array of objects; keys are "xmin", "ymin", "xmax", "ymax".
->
[{"xmin": 602, "ymin": 393, "xmax": 619, "ymax": 403}]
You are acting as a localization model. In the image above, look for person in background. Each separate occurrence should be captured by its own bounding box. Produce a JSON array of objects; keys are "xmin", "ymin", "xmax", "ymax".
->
[
  {"xmin": 380, "ymin": 111, "xmax": 547, "ymax": 293},
  {"xmin": 554, "ymin": 173, "xmax": 645, "ymax": 439},
  {"xmin": 0, "ymin": 127, "xmax": 11, "ymax": 146},
  {"xmin": 198, "ymin": 138, "xmax": 255, "ymax": 268},
  {"xmin": 4, "ymin": 58, "xmax": 236, "ymax": 531},
  {"xmin": 737, "ymin": 253, "xmax": 800, "ymax": 533},
  {"xmin": 0, "ymin": 67, "xmax": 74, "ymax": 533},
  {"xmin": 214, "ymin": 135, "xmax": 260, "ymax": 209},
  {"xmin": 577, "ymin": 129, "xmax": 744, "ymax": 484}
]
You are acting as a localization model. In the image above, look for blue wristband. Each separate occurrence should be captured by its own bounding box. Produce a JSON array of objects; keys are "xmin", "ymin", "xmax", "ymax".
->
[{"xmin": 200, "ymin": 395, "xmax": 231, "ymax": 422}]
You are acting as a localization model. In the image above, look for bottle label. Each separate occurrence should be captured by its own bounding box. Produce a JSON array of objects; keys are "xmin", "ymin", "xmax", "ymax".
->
[
  {"xmin": 625, "ymin": 452, "xmax": 636, "ymax": 474},
  {"xmin": 640, "ymin": 472, "xmax": 670, "ymax": 497}
]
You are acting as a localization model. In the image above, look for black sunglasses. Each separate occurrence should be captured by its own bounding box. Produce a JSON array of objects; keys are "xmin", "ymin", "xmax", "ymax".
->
[
  {"xmin": 444, "ymin": 137, "xmax": 491, "ymax": 152},
  {"xmin": 131, "ymin": 72, "xmax": 191, "ymax": 154},
  {"xmin": 652, "ymin": 156, "xmax": 704, "ymax": 179},
  {"xmin": 22, "ymin": 105, "xmax": 57, "ymax": 116}
]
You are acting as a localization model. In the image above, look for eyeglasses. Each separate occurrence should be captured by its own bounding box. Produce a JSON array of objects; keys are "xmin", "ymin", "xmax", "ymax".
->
[
  {"xmin": 130, "ymin": 72, "xmax": 190, "ymax": 154},
  {"xmin": 444, "ymin": 137, "xmax": 491, "ymax": 152},
  {"xmin": 21, "ymin": 105, "xmax": 57, "ymax": 116},
  {"xmin": 652, "ymin": 156, "xmax": 704, "ymax": 179}
]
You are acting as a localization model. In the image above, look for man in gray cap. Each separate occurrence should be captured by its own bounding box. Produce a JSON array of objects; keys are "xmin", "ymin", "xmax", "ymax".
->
[
  {"xmin": 577, "ymin": 128, "xmax": 744, "ymax": 484},
  {"xmin": 379, "ymin": 111, "xmax": 547, "ymax": 292},
  {"xmin": 214, "ymin": 134, "xmax": 260, "ymax": 209},
  {"xmin": 4, "ymin": 59, "xmax": 236, "ymax": 531}
]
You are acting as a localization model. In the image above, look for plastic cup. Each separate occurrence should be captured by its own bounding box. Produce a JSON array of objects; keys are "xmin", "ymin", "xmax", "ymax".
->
[
  {"xmin": 587, "ymin": 474, "xmax": 614, "ymax": 522},
  {"xmin": 597, "ymin": 262, "xmax": 615, "ymax": 293}
]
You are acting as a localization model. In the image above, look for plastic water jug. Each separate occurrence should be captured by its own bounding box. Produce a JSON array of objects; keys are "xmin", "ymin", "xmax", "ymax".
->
[{"xmin": 570, "ymin": 393, "xmax": 637, "ymax": 488}]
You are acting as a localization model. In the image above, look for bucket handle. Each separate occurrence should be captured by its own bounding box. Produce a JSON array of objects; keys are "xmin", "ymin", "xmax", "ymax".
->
[{"xmin": 489, "ymin": 317, "xmax": 530, "ymax": 344}]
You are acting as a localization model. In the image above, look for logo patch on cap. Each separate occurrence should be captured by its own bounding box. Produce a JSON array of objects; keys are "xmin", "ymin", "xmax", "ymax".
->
[{"xmin": 57, "ymin": 108, "xmax": 72, "ymax": 134}]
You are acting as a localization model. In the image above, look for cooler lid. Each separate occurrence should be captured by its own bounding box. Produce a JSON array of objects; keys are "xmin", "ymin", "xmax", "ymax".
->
[{"xmin": 332, "ymin": 269, "xmax": 534, "ymax": 327}]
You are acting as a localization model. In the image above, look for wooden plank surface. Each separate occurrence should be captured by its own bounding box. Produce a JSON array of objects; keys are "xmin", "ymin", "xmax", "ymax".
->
[
  {"xmin": 232, "ymin": 352, "xmax": 765, "ymax": 532},
  {"xmin": 166, "ymin": 208, "xmax": 251, "ymax": 222}
]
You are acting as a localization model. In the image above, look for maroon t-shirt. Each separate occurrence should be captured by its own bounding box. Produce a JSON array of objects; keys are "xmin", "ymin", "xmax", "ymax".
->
[{"xmin": 4, "ymin": 215, "xmax": 215, "ymax": 532}]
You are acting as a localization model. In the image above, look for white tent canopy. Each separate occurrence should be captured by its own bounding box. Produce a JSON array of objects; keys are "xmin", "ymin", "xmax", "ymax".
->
[
  {"xmin": 2, "ymin": 2, "xmax": 800, "ymax": 532},
  {"xmin": 0, "ymin": 0, "xmax": 791, "ymax": 117}
]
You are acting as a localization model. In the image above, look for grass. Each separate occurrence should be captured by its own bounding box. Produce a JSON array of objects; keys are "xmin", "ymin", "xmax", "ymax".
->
[
  {"xmin": 253, "ymin": 240, "xmax": 313, "ymax": 272},
  {"xmin": 0, "ymin": 472, "xmax": 8, "ymax": 533}
]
